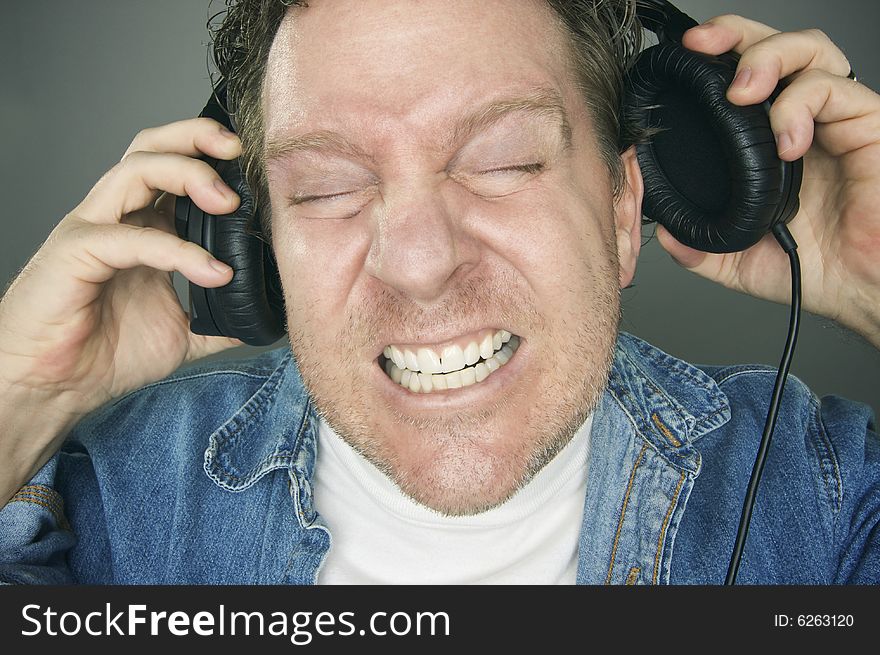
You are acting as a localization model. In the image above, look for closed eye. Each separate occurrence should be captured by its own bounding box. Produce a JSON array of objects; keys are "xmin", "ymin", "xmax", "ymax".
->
[
  {"xmin": 290, "ymin": 191, "xmax": 355, "ymax": 206},
  {"xmin": 287, "ymin": 186, "xmax": 376, "ymax": 220},
  {"xmin": 481, "ymin": 162, "xmax": 545, "ymax": 175}
]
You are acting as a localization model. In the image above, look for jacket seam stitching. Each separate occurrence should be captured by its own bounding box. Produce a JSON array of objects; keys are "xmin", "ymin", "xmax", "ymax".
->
[
  {"xmin": 290, "ymin": 400, "xmax": 319, "ymax": 526},
  {"xmin": 651, "ymin": 412, "xmax": 682, "ymax": 447},
  {"xmin": 813, "ymin": 401, "xmax": 844, "ymax": 515},
  {"xmin": 605, "ymin": 443, "xmax": 648, "ymax": 585},
  {"xmin": 625, "ymin": 567, "xmax": 640, "ymax": 585},
  {"xmin": 609, "ymin": 385, "xmax": 722, "ymax": 472},
  {"xmin": 13, "ymin": 488, "xmax": 63, "ymax": 515},
  {"xmin": 652, "ymin": 471, "xmax": 686, "ymax": 585},
  {"xmin": 616, "ymin": 355, "xmax": 693, "ymax": 425},
  {"xmin": 714, "ymin": 367, "xmax": 782, "ymax": 387},
  {"xmin": 206, "ymin": 355, "xmax": 297, "ymax": 489},
  {"xmin": 12, "ymin": 485, "xmax": 66, "ymax": 520},
  {"xmin": 610, "ymin": 383, "xmax": 727, "ymax": 451},
  {"xmin": 619, "ymin": 342, "xmax": 717, "ymax": 388}
]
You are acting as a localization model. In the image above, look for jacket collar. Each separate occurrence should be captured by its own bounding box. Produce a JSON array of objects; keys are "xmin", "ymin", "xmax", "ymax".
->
[
  {"xmin": 202, "ymin": 349, "xmax": 318, "ymax": 502},
  {"xmin": 606, "ymin": 332, "xmax": 731, "ymax": 474}
]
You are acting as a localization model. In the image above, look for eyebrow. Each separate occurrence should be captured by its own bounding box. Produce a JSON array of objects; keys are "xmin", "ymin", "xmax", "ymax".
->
[
  {"xmin": 265, "ymin": 130, "xmax": 374, "ymax": 164},
  {"xmin": 446, "ymin": 87, "xmax": 573, "ymax": 152},
  {"xmin": 264, "ymin": 87, "xmax": 572, "ymax": 164}
]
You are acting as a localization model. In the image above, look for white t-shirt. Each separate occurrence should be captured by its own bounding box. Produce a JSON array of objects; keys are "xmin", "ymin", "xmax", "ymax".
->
[{"xmin": 314, "ymin": 414, "xmax": 592, "ymax": 584}]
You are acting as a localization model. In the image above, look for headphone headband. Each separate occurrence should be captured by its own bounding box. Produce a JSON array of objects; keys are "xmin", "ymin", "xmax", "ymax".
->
[
  {"xmin": 636, "ymin": 0, "xmax": 698, "ymax": 44},
  {"xmin": 201, "ymin": 80, "xmax": 235, "ymax": 131}
]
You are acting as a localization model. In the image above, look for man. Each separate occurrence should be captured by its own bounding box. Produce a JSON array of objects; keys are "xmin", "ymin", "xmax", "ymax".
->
[{"xmin": 0, "ymin": 0, "xmax": 877, "ymax": 583}]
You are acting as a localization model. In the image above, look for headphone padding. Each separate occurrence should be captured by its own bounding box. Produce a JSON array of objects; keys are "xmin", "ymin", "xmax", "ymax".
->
[
  {"xmin": 207, "ymin": 159, "xmax": 285, "ymax": 346},
  {"xmin": 625, "ymin": 43, "xmax": 785, "ymax": 252}
]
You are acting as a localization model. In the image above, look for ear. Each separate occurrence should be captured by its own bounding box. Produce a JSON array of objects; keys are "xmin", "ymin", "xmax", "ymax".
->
[{"xmin": 613, "ymin": 146, "xmax": 644, "ymax": 289}]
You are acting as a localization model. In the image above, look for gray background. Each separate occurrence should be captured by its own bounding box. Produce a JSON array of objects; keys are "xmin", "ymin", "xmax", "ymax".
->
[{"xmin": 3, "ymin": 1, "xmax": 878, "ymax": 414}]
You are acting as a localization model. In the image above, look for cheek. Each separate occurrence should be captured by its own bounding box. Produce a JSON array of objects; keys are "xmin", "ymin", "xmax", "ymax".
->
[
  {"xmin": 461, "ymin": 184, "xmax": 615, "ymax": 308},
  {"xmin": 271, "ymin": 216, "xmax": 373, "ymax": 331}
]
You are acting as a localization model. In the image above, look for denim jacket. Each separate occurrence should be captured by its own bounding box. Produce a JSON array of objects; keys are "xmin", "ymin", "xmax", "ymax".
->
[{"xmin": 1, "ymin": 332, "xmax": 877, "ymax": 584}]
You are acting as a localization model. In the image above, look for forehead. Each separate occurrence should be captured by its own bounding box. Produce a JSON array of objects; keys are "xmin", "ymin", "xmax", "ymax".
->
[{"xmin": 263, "ymin": 0, "xmax": 575, "ymax": 138}]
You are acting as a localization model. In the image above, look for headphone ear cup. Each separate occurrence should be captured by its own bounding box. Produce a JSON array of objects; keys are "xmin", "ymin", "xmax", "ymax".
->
[
  {"xmin": 624, "ymin": 43, "xmax": 801, "ymax": 253},
  {"xmin": 205, "ymin": 159, "xmax": 286, "ymax": 346}
]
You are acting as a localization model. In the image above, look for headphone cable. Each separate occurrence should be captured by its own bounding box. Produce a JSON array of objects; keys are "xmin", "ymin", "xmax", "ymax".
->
[{"xmin": 725, "ymin": 223, "xmax": 801, "ymax": 585}]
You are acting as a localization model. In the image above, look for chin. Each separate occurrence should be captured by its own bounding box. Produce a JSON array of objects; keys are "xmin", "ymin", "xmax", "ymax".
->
[{"xmin": 374, "ymin": 414, "xmax": 542, "ymax": 516}]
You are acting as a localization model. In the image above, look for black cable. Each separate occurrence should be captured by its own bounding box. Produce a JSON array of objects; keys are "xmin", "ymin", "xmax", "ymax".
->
[{"xmin": 725, "ymin": 223, "xmax": 801, "ymax": 585}]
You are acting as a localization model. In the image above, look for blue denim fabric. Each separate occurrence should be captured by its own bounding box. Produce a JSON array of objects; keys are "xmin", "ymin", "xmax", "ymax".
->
[{"xmin": 1, "ymin": 332, "xmax": 877, "ymax": 584}]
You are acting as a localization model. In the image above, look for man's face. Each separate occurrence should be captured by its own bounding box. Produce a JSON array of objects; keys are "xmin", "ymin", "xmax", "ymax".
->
[{"xmin": 263, "ymin": 0, "xmax": 642, "ymax": 515}]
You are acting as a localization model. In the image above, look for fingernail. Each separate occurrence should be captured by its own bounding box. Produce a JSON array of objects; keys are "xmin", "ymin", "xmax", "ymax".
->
[
  {"xmin": 776, "ymin": 132, "xmax": 794, "ymax": 156},
  {"xmin": 731, "ymin": 66, "xmax": 752, "ymax": 90},
  {"xmin": 209, "ymin": 258, "xmax": 231, "ymax": 274},
  {"xmin": 219, "ymin": 126, "xmax": 237, "ymax": 139}
]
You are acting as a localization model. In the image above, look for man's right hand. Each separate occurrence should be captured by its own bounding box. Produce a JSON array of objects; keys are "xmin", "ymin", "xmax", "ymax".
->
[{"xmin": 0, "ymin": 118, "xmax": 244, "ymax": 506}]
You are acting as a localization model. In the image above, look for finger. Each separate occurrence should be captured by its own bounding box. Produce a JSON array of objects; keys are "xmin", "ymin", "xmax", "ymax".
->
[
  {"xmin": 724, "ymin": 30, "xmax": 851, "ymax": 107},
  {"xmin": 75, "ymin": 151, "xmax": 239, "ymax": 225},
  {"xmin": 123, "ymin": 117, "xmax": 240, "ymax": 161},
  {"xmin": 655, "ymin": 224, "xmax": 710, "ymax": 271},
  {"xmin": 56, "ymin": 219, "xmax": 233, "ymax": 289},
  {"xmin": 768, "ymin": 70, "xmax": 879, "ymax": 159},
  {"xmin": 655, "ymin": 224, "xmax": 744, "ymax": 293},
  {"xmin": 121, "ymin": 206, "xmax": 175, "ymax": 235},
  {"xmin": 682, "ymin": 15, "xmax": 778, "ymax": 57},
  {"xmin": 186, "ymin": 334, "xmax": 247, "ymax": 363}
]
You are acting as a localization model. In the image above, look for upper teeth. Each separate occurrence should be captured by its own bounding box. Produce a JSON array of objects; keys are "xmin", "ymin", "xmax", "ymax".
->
[
  {"xmin": 382, "ymin": 331, "xmax": 521, "ymax": 394},
  {"xmin": 382, "ymin": 329, "xmax": 512, "ymax": 374}
]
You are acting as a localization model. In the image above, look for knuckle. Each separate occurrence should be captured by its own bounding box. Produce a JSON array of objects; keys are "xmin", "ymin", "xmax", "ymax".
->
[
  {"xmin": 768, "ymin": 100, "xmax": 796, "ymax": 123},
  {"xmin": 768, "ymin": 99, "xmax": 796, "ymax": 121},
  {"xmin": 118, "ymin": 150, "xmax": 147, "ymax": 172},
  {"xmin": 57, "ymin": 221, "xmax": 100, "ymax": 257},
  {"xmin": 133, "ymin": 224, "xmax": 159, "ymax": 241},
  {"xmin": 195, "ymin": 116, "xmax": 221, "ymax": 130},
  {"xmin": 175, "ymin": 237, "xmax": 203, "ymax": 259},
  {"xmin": 712, "ymin": 14, "xmax": 740, "ymax": 24},
  {"xmin": 747, "ymin": 40, "xmax": 777, "ymax": 58},
  {"xmin": 190, "ymin": 159, "xmax": 221, "ymax": 184},
  {"xmin": 132, "ymin": 126, "xmax": 153, "ymax": 145},
  {"xmin": 802, "ymin": 27, "xmax": 830, "ymax": 44},
  {"xmin": 130, "ymin": 224, "xmax": 167, "ymax": 255},
  {"xmin": 799, "ymin": 68, "xmax": 830, "ymax": 84},
  {"xmin": 742, "ymin": 41, "xmax": 783, "ymax": 71},
  {"xmin": 125, "ymin": 126, "xmax": 155, "ymax": 157}
]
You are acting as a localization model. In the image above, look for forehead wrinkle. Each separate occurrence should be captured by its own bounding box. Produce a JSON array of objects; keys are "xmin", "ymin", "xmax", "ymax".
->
[
  {"xmin": 447, "ymin": 87, "xmax": 573, "ymax": 152},
  {"xmin": 265, "ymin": 130, "xmax": 376, "ymax": 165}
]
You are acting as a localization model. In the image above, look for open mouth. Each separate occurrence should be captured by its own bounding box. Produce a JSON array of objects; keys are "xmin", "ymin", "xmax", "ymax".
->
[{"xmin": 379, "ymin": 328, "xmax": 521, "ymax": 394}]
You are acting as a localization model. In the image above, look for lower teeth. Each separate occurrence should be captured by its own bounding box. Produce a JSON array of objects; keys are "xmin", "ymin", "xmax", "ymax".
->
[{"xmin": 383, "ymin": 335, "xmax": 520, "ymax": 393}]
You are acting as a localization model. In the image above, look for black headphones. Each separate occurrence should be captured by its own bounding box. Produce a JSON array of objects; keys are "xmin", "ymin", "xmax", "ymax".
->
[
  {"xmin": 175, "ymin": 0, "xmax": 803, "ymax": 345},
  {"xmin": 174, "ymin": 81, "xmax": 286, "ymax": 346}
]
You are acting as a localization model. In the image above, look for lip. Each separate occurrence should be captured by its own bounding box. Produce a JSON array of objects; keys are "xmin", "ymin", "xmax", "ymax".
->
[
  {"xmin": 373, "ymin": 335, "xmax": 529, "ymax": 411},
  {"xmin": 383, "ymin": 326, "xmax": 502, "ymax": 356},
  {"xmin": 374, "ymin": 324, "xmax": 515, "ymax": 358}
]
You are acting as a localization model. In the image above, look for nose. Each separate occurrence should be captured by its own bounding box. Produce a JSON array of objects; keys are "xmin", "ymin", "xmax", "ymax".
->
[{"xmin": 364, "ymin": 179, "xmax": 477, "ymax": 302}]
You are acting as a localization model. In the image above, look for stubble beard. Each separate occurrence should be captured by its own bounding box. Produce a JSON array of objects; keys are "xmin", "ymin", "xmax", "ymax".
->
[{"xmin": 286, "ymin": 265, "xmax": 620, "ymax": 517}]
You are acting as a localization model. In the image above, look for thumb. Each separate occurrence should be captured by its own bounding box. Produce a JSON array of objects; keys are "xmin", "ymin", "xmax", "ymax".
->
[
  {"xmin": 186, "ymin": 333, "xmax": 247, "ymax": 363},
  {"xmin": 655, "ymin": 224, "xmax": 710, "ymax": 271}
]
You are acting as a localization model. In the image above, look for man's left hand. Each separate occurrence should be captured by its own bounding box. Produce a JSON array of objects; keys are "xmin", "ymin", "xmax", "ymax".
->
[{"xmin": 656, "ymin": 15, "xmax": 880, "ymax": 349}]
